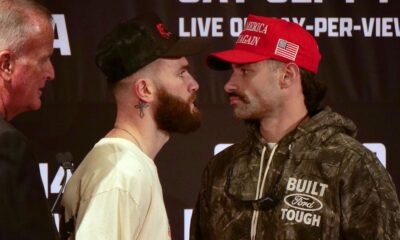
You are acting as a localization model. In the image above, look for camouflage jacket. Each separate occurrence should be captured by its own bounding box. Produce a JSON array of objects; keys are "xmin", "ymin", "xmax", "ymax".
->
[{"xmin": 190, "ymin": 108, "xmax": 400, "ymax": 240}]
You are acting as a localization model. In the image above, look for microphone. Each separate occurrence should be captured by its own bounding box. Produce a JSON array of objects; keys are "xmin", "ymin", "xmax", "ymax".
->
[
  {"xmin": 57, "ymin": 152, "xmax": 75, "ymax": 172},
  {"xmin": 52, "ymin": 152, "xmax": 76, "ymax": 239},
  {"xmin": 51, "ymin": 152, "xmax": 74, "ymax": 214}
]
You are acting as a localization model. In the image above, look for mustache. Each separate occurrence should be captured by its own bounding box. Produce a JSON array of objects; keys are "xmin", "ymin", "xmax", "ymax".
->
[
  {"xmin": 227, "ymin": 92, "xmax": 248, "ymax": 103},
  {"xmin": 188, "ymin": 93, "xmax": 197, "ymax": 103}
]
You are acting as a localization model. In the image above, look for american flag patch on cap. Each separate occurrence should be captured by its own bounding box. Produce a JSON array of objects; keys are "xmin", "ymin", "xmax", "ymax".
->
[{"xmin": 274, "ymin": 39, "xmax": 299, "ymax": 61}]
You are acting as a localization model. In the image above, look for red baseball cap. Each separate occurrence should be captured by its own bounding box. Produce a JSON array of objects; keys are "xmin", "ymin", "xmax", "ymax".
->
[{"xmin": 207, "ymin": 14, "xmax": 321, "ymax": 73}]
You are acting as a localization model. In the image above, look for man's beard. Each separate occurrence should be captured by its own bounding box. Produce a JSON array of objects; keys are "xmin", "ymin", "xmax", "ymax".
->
[{"xmin": 154, "ymin": 87, "xmax": 201, "ymax": 134}]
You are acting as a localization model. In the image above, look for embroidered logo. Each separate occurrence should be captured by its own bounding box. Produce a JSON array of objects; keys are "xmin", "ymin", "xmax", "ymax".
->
[
  {"xmin": 156, "ymin": 23, "xmax": 172, "ymax": 39},
  {"xmin": 235, "ymin": 21, "xmax": 268, "ymax": 47},
  {"xmin": 275, "ymin": 39, "xmax": 299, "ymax": 61}
]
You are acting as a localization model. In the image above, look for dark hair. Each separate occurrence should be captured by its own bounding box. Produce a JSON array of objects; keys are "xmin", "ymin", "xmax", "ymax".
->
[{"xmin": 300, "ymin": 69, "xmax": 327, "ymax": 116}]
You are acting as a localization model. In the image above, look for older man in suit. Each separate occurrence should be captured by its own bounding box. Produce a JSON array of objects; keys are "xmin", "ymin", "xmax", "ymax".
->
[{"xmin": 0, "ymin": 0, "xmax": 57, "ymax": 239}]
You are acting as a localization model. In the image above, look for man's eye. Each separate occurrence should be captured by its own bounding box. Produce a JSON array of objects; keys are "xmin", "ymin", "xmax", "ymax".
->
[
  {"xmin": 179, "ymin": 70, "xmax": 186, "ymax": 78},
  {"xmin": 242, "ymin": 69, "xmax": 250, "ymax": 75}
]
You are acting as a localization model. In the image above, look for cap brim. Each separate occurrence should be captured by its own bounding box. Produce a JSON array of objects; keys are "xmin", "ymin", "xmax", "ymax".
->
[
  {"xmin": 207, "ymin": 49, "xmax": 270, "ymax": 70},
  {"xmin": 163, "ymin": 38, "xmax": 210, "ymax": 57}
]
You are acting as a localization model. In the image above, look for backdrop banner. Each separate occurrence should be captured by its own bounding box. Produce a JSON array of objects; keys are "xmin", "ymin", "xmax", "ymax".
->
[{"xmin": 11, "ymin": 1, "xmax": 400, "ymax": 239}]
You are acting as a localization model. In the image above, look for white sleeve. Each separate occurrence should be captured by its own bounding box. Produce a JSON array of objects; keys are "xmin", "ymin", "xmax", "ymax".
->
[{"xmin": 75, "ymin": 188, "xmax": 149, "ymax": 240}]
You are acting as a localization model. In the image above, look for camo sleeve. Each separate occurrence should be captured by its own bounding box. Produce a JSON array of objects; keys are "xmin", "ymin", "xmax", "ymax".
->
[
  {"xmin": 339, "ymin": 149, "xmax": 400, "ymax": 240},
  {"xmin": 190, "ymin": 160, "xmax": 212, "ymax": 240}
]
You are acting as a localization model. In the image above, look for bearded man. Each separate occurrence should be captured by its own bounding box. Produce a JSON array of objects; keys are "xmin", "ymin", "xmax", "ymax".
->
[{"xmin": 61, "ymin": 13, "xmax": 204, "ymax": 240}]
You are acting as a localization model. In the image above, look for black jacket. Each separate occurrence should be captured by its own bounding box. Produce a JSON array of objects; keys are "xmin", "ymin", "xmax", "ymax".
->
[
  {"xmin": 190, "ymin": 108, "xmax": 400, "ymax": 240},
  {"xmin": 0, "ymin": 117, "xmax": 57, "ymax": 240}
]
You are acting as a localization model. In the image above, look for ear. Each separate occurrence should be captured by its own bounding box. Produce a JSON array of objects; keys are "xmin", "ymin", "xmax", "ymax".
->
[
  {"xmin": 279, "ymin": 62, "xmax": 301, "ymax": 89},
  {"xmin": 133, "ymin": 79, "xmax": 156, "ymax": 103},
  {"xmin": 0, "ymin": 50, "xmax": 14, "ymax": 82}
]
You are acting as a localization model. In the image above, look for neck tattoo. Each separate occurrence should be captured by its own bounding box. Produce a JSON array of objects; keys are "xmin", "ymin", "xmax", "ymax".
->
[
  {"xmin": 135, "ymin": 100, "xmax": 149, "ymax": 118},
  {"xmin": 113, "ymin": 126, "xmax": 143, "ymax": 151}
]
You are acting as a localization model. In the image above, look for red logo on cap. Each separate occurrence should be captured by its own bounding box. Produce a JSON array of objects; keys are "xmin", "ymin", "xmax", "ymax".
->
[{"xmin": 156, "ymin": 23, "xmax": 172, "ymax": 39}]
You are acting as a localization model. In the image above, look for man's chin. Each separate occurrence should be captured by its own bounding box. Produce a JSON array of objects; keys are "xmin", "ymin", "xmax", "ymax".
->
[
  {"xmin": 31, "ymin": 101, "xmax": 42, "ymax": 111},
  {"xmin": 232, "ymin": 109, "xmax": 249, "ymax": 120}
]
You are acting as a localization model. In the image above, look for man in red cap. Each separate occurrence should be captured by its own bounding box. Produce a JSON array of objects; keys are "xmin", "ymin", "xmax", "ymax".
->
[{"xmin": 190, "ymin": 14, "xmax": 400, "ymax": 240}]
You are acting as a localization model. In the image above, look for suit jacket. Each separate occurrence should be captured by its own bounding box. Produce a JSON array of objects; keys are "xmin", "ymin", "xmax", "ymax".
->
[{"xmin": 0, "ymin": 117, "xmax": 57, "ymax": 240}]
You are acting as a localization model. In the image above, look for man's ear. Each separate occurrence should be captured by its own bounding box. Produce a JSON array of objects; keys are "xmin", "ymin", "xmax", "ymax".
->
[
  {"xmin": 280, "ymin": 62, "xmax": 301, "ymax": 89},
  {"xmin": 134, "ymin": 78, "xmax": 155, "ymax": 103},
  {"xmin": 0, "ymin": 51, "xmax": 13, "ymax": 82}
]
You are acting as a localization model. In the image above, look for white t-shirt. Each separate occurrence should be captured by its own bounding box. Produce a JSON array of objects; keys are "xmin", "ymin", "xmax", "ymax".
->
[
  {"xmin": 267, "ymin": 143, "xmax": 277, "ymax": 149},
  {"xmin": 61, "ymin": 138, "xmax": 171, "ymax": 240}
]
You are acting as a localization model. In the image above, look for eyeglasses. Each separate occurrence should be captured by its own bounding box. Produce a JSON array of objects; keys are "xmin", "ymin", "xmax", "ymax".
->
[{"xmin": 224, "ymin": 167, "xmax": 279, "ymax": 211}]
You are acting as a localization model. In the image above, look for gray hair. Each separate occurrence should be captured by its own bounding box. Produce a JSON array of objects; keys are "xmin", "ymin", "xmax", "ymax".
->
[{"xmin": 0, "ymin": 0, "xmax": 52, "ymax": 53}]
